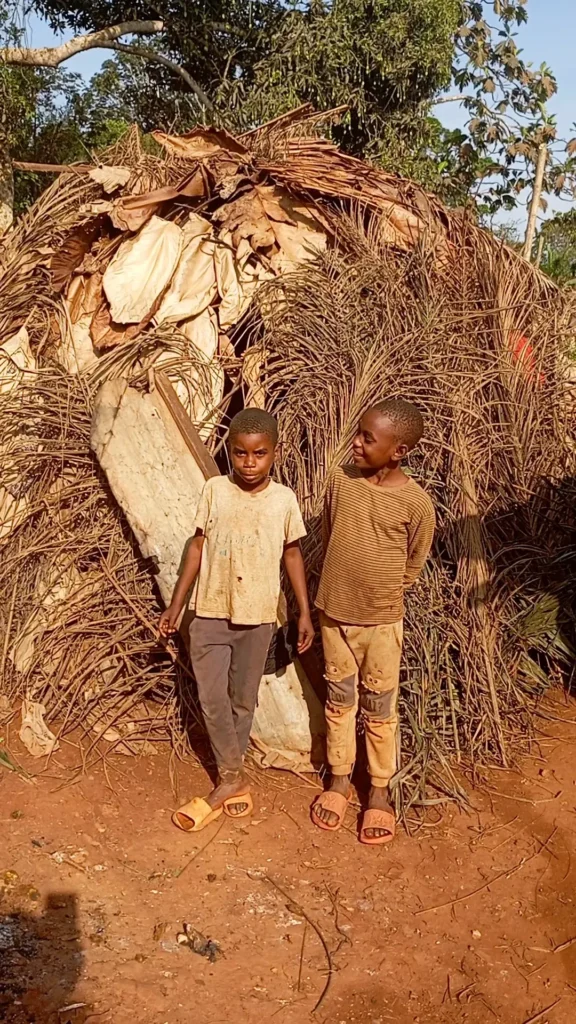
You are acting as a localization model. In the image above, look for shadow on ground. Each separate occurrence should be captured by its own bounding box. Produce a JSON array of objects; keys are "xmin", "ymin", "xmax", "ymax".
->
[{"xmin": 0, "ymin": 891, "xmax": 84, "ymax": 1024}]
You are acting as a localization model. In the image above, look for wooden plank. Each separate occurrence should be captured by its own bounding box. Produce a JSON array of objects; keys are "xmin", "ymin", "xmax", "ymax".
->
[{"xmin": 154, "ymin": 371, "xmax": 220, "ymax": 481}]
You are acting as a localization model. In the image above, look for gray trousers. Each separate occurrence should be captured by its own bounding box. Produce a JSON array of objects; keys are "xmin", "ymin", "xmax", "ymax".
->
[{"xmin": 189, "ymin": 616, "xmax": 274, "ymax": 777}]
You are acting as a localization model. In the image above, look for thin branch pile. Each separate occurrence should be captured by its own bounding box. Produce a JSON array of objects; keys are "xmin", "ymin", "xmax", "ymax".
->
[{"xmin": 0, "ymin": 108, "xmax": 575, "ymax": 807}]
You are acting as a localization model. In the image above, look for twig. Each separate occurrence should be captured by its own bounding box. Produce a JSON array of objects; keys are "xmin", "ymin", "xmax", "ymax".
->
[
  {"xmin": 531, "ymin": 935, "xmax": 576, "ymax": 955},
  {"xmin": 415, "ymin": 828, "xmax": 557, "ymax": 916},
  {"xmin": 520, "ymin": 997, "xmax": 562, "ymax": 1024},
  {"xmin": 1, "ymin": 553, "xmax": 19, "ymax": 680},
  {"xmin": 99, "ymin": 559, "xmax": 196, "ymax": 683},
  {"xmin": 101, "ymin": 41, "xmax": 214, "ymax": 110},
  {"xmin": 280, "ymin": 805, "xmax": 302, "ymax": 831},
  {"xmin": 484, "ymin": 788, "xmax": 561, "ymax": 806},
  {"xmin": 442, "ymin": 973, "xmax": 453, "ymax": 1004},
  {"xmin": 297, "ymin": 921, "xmax": 307, "ymax": 992},
  {"xmin": 324, "ymin": 884, "xmax": 352, "ymax": 952},
  {"xmin": 173, "ymin": 818, "xmax": 225, "ymax": 879},
  {"xmin": 552, "ymin": 935, "xmax": 576, "ymax": 954},
  {"xmin": 259, "ymin": 873, "xmax": 333, "ymax": 1013}
]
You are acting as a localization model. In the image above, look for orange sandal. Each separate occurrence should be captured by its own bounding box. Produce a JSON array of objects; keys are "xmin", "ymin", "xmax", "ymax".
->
[
  {"xmin": 359, "ymin": 807, "xmax": 395, "ymax": 845},
  {"xmin": 311, "ymin": 791, "xmax": 350, "ymax": 832}
]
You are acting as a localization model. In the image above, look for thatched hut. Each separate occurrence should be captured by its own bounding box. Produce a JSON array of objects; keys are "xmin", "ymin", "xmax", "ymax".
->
[{"xmin": 1, "ymin": 106, "xmax": 574, "ymax": 814}]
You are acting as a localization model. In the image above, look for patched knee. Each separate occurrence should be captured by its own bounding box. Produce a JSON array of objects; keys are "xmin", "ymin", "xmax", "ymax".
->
[
  {"xmin": 326, "ymin": 673, "xmax": 356, "ymax": 709},
  {"xmin": 360, "ymin": 687, "xmax": 396, "ymax": 718}
]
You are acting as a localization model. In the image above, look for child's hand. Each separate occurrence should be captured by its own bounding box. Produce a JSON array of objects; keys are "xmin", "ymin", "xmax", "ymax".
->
[
  {"xmin": 159, "ymin": 606, "xmax": 179, "ymax": 637},
  {"xmin": 297, "ymin": 612, "xmax": 315, "ymax": 654}
]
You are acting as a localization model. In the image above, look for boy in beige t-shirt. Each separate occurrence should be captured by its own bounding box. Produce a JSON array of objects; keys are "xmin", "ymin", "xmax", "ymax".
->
[{"xmin": 159, "ymin": 408, "xmax": 313, "ymax": 832}]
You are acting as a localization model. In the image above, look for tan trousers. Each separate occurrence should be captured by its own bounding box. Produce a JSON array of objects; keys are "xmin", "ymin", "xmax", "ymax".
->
[{"xmin": 320, "ymin": 611, "xmax": 403, "ymax": 788}]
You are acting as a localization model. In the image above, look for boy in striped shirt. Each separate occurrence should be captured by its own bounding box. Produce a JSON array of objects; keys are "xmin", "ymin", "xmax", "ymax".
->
[{"xmin": 312, "ymin": 399, "xmax": 435, "ymax": 844}]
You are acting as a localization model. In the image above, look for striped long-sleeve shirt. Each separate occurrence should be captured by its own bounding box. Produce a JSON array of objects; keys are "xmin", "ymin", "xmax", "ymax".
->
[{"xmin": 315, "ymin": 466, "xmax": 435, "ymax": 625}]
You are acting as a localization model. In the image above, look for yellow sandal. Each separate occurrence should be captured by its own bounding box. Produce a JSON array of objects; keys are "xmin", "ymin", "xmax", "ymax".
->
[
  {"xmin": 223, "ymin": 792, "xmax": 253, "ymax": 819},
  {"xmin": 172, "ymin": 797, "xmax": 224, "ymax": 832}
]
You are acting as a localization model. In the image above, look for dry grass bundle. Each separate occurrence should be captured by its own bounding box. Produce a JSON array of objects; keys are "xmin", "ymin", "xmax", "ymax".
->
[
  {"xmin": 0, "ymin": 369, "xmax": 200, "ymax": 770},
  {"xmin": 256, "ymin": 214, "xmax": 576, "ymax": 811}
]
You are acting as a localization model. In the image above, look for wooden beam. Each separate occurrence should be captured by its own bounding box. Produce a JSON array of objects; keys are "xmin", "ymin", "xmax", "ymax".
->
[{"xmin": 154, "ymin": 371, "xmax": 220, "ymax": 481}]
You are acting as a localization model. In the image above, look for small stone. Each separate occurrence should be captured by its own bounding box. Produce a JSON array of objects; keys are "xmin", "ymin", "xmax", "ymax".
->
[
  {"xmin": 471, "ymin": 929, "xmax": 482, "ymax": 940},
  {"xmin": 356, "ymin": 899, "xmax": 373, "ymax": 913},
  {"xmin": 207, "ymin": 873, "xmax": 217, "ymax": 883}
]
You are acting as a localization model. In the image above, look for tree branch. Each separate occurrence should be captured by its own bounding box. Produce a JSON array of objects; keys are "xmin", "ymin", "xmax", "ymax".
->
[
  {"xmin": 435, "ymin": 94, "xmax": 468, "ymax": 104},
  {"xmin": 101, "ymin": 41, "xmax": 214, "ymax": 111},
  {"xmin": 0, "ymin": 20, "xmax": 164, "ymax": 67}
]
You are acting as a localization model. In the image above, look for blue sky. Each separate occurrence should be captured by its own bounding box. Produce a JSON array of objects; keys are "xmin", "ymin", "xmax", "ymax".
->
[
  {"xmin": 435, "ymin": 0, "xmax": 576, "ymax": 226},
  {"xmin": 25, "ymin": 1, "xmax": 576, "ymax": 228}
]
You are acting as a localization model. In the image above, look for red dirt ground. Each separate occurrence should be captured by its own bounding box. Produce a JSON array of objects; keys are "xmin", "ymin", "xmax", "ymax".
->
[{"xmin": 2, "ymin": 691, "xmax": 576, "ymax": 1024}]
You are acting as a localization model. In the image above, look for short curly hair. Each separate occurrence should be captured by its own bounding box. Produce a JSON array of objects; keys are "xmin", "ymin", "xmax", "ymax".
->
[
  {"xmin": 370, "ymin": 398, "xmax": 424, "ymax": 450},
  {"xmin": 228, "ymin": 407, "xmax": 279, "ymax": 445}
]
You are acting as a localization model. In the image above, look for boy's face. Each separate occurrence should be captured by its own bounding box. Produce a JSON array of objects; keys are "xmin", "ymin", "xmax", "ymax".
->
[
  {"xmin": 352, "ymin": 411, "xmax": 408, "ymax": 471},
  {"xmin": 230, "ymin": 431, "xmax": 276, "ymax": 486}
]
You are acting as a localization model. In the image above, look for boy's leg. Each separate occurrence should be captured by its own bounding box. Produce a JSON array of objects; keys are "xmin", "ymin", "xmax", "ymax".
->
[
  {"xmin": 359, "ymin": 620, "xmax": 403, "ymax": 839},
  {"xmin": 228, "ymin": 621, "xmax": 275, "ymax": 756},
  {"xmin": 314, "ymin": 613, "xmax": 360, "ymax": 827},
  {"xmin": 189, "ymin": 617, "xmax": 248, "ymax": 808}
]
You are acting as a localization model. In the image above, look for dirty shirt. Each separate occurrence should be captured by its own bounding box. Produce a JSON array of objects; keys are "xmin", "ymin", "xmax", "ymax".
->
[
  {"xmin": 192, "ymin": 475, "xmax": 306, "ymax": 625},
  {"xmin": 316, "ymin": 466, "xmax": 435, "ymax": 625}
]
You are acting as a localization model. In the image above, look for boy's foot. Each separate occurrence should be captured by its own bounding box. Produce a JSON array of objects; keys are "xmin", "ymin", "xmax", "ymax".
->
[
  {"xmin": 362, "ymin": 785, "xmax": 395, "ymax": 841},
  {"xmin": 313, "ymin": 775, "xmax": 351, "ymax": 828},
  {"xmin": 206, "ymin": 774, "xmax": 250, "ymax": 816}
]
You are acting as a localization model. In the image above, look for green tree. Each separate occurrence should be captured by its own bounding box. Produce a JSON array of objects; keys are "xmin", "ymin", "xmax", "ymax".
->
[
  {"xmin": 536, "ymin": 209, "xmax": 576, "ymax": 286},
  {"xmin": 218, "ymin": 0, "xmax": 460, "ymax": 173},
  {"xmin": 6, "ymin": 0, "xmax": 573, "ymax": 222},
  {"xmin": 0, "ymin": 15, "xmax": 166, "ymax": 229},
  {"xmin": 32, "ymin": 0, "xmax": 463, "ymax": 176},
  {"xmin": 434, "ymin": 1, "xmax": 576, "ymax": 216}
]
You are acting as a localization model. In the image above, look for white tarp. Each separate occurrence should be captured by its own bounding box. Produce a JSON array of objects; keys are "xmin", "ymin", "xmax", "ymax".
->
[
  {"xmin": 155, "ymin": 214, "xmax": 218, "ymax": 324},
  {"xmin": 103, "ymin": 216, "xmax": 183, "ymax": 324}
]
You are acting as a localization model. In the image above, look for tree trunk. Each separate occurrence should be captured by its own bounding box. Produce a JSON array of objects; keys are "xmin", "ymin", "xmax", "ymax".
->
[
  {"xmin": 523, "ymin": 144, "xmax": 547, "ymax": 262},
  {"xmin": 0, "ymin": 134, "xmax": 14, "ymax": 236}
]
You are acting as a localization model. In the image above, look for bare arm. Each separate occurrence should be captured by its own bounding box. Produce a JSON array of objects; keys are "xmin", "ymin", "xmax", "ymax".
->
[
  {"xmin": 159, "ymin": 530, "xmax": 205, "ymax": 636},
  {"xmin": 283, "ymin": 541, "xmax": 314, "ymax": 653}
]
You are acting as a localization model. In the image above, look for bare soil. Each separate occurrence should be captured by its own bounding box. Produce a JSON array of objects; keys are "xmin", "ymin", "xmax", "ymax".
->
[{"xmin": 2, "ymin": 692, "xmax": 576, "ymax": 1024}]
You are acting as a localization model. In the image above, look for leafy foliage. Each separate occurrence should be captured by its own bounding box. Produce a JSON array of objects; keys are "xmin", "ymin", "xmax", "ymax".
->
[
  {"xmin": 436, "ymin": 1, "xmax": 576, "ymax": 214},
  {"xmin": 536, "ymin": 209, "xmax": 576, "ymax": 286},
  {"xmin": 0, "ymin": 4, "xmax": 138, "ymax": 212},
  {"xmin": 3, "ymin": 0, "xmax": 574, "ymax": 219},
  {"xmin": 217, "ymin": 1, "xmax": 460, "ymax": 171}
]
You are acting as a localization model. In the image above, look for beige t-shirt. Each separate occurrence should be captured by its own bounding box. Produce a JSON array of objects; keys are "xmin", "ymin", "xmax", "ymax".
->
[{"xmin": 193, "ymin": 475, "xmax": 306, "ymax": 625}]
